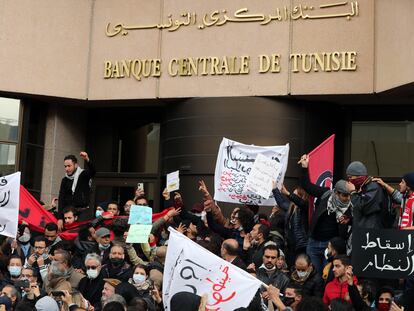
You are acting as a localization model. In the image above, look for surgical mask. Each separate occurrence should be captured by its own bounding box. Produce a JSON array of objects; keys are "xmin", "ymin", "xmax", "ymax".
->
[
  {"xmin": 200, "ymin": 211, "xmax": 207, "ymax": 222},
  {"xmin": 99, "ymin": 243, "xmax": 111, "ymax": 251},
  {"xmin": 282, "ymin": 297, "xmax": 295, "ymax": 306},
  {"xmin": 377, "ymin": 302, "xmax": 390, "ymax": 311},
  {"xmin": 297, "ymin": 271, "xmax": 309, "ymax": 279},
  {"xmin": 133, "ymin": 274, "xmax": 146, "ymax": 284},
  {"xmin": 237, "ymin": 225, "xmax": 244, "ymax": 232},
  {"xmin": 18, "ymin": 233, "xmax": 31, "ymax": 244},
  {"xmin": 8, "ymin": 266, "xmax": 21, "ymax": 277},
  {"xmin": 95, "ymin": 210, "xmax": 103, "ymax": 218},
  {"xmin": 259, "ymin": 264, "xmax": 276, "ymax": 272},
  {"xmin": 87, "ymin": 269, "xmax": 99, "ymax": 279}
]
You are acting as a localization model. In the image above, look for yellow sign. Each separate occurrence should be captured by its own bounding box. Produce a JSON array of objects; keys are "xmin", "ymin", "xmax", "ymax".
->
[{"xmin": 103, "ymin": 51, "xmax": 357, "ymax": 80}]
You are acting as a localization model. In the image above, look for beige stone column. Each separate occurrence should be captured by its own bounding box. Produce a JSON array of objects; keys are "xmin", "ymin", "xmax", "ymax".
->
[{"xmin": 40, "ymin": 104, "xmax": 87, "ymax": 205}]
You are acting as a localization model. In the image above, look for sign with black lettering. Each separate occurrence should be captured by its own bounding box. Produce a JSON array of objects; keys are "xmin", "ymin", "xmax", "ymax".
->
[{"xmin": 352, "ymin": 228, "xmax": 414, "ymax": 279}]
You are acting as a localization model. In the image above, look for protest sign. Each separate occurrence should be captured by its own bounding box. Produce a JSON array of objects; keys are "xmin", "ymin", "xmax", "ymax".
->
[
  {"xmin": 244, "ymin": 153, "xmax": 280, "ymax": 199},
  {"xmin": 0, "ymin": 172, "xmax": 21, "ymax": 238},
  {"xmin": 214, "ymin": 137, "xmax": 289, "ymax": 205},
  {"xmin": 352, "ymin": 228, "xmax": 414, "ymax": 279},
  {"xmin": 128, "ymin": 205, "xmax": 152, "ymax": 225},
  {"xmin": 163, "ymin": 228, "xmax": 262, "ymax": 310},
  {"xmin": 126, "ymin": 224, "xmax": 152, "ymax": 243},
  {"xmin": 308, "ymin": 134, "xmax": 335, "ymax": 225},
  {"xmin": 167, "ymin": 170, "xmax": 180, "ymax": 192}
]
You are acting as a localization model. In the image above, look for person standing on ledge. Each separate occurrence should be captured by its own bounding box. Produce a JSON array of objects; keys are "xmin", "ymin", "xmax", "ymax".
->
[{"xmin": 57, "ymin": 151, "xmax": 96, "ymax": 231}]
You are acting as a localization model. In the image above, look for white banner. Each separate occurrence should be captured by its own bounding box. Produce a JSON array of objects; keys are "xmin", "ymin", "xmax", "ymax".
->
[
  {"xmin": 163, "ymin": 228, "xmax": 262, "ymax": 310},
  {"xmin": 0, "ymin": 172, "xmax": 21, "ymax": 238},
  {"xmin": 214, "ymin": 138, "xmax": 289, "ymax": 205}
]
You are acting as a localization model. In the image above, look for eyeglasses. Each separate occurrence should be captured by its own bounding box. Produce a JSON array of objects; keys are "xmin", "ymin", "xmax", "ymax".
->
[{"xmin": 86, "ymin": 266, "xmax": 98, "ymax": 270}]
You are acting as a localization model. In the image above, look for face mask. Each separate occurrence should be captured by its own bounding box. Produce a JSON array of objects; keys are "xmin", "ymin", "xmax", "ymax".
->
[
  {"xmin": 18, "ymin": 233, "xmax": 31, "ymax": 244},
  {"xmin": 349, "ymin": 176, "xmax": 367, "ymax": 189},
  {"xmin": 377, "ymin": 302, "xmax": 390, "ymax": 311},
  {"xmin": 110, "ymin": 258, "xmax": 124, "ymax": 267},
  {"xmin": 42, "ymin": 253, "xmax": 49, "ymax": 260},
  {"xmin": 95, "ymin": 210, "xmax": 103, "ymax": 218},
  {"xmin": 237, "ymin": 225, "xmax": 244, "ymax": 232},
  {"xmin": 8, "ymin": 266, "xmax": 21, "ymax": 277},
  {"xmin": 260, "ymin": 263, "xmax": 276, "ymax": 272},
  {"xmin": 297, "ymin": 271, "xmax": 309, "ymax": 279},
  {"xmin": 133, "ymin": 274, "xmax": 146, "ymax": 284},
  {"xmin": 324, "ymin": 248, "xmax": 333, "ymax": 261},
  {"xmin": 201, "ymin": 211, "xmax": 207, "ymax": 222},
  {"xmin": 86, "ymin": 269, "xmax": 99, "ymax": 279},
  {"xmin": 99, "ymin": 243, "xmax": 111, "ymax": 251},
  {"xmin": 282, "ymin": 297, "xmax": 295, "ymax": 306}
]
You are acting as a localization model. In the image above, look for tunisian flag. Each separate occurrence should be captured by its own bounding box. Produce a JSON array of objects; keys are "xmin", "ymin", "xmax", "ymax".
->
[{"xmin": 308, "ymin": 134, "xmax": 335, "ymax": 225}]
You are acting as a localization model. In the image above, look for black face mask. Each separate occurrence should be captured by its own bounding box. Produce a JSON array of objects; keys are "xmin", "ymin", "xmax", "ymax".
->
[
  {"xmin": 110, "ymin": 258, "xmax": 124, "ymax": 267},
  {"xmin": 282, "ymin": 297, "xmax": 295, "ymax": 306}
]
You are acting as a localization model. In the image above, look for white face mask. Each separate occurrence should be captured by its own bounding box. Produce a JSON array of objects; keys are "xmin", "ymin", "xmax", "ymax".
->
[
  {"xmin": 18, "ymin": 233, "xmax": 31, "ymax": 243},
  {"xmin": 324, "ymin": 248, "xmax": 329, "ymax": 260},
  {"xmin": 95, "ymin": 210, "xmax": 103, "ymax": 218},
  {"xmin": 87, "ymin": 269, "xmax": 99, "ymax": 279},
  {"xmin": 297, "ymin": 270, "xmax": 309, "ymax": 279},
  {"xmin": 133, "ymin": 273, "xmax": 146, "ymax": 284}
]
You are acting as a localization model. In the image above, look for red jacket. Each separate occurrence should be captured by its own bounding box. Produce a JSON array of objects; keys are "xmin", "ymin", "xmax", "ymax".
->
[{"xmin": 323, "ymin": 276, "xmax": 357, "ymax": 305}]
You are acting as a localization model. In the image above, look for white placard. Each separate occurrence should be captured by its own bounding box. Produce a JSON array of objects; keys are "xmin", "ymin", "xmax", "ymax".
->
[
  {"xmin": 214, "ymin": 138, "xmax": 289, "ymax": 206},
  {"xmin": 163, "ymin": 228, "xmax": 261, "ymax": 310},
  {"xmin": 0, "ymin": 172, "xmax": 21, "ymax": 238},
  {"xmin": 244, "ymin": 153, "xmax": 281, "ymax": 199},
  {"xmin": 166, "ymin": 170, "xmax": 180, "ymax": 192}
]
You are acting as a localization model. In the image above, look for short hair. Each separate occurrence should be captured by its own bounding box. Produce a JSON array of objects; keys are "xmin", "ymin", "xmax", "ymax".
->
[
  {"xmin": 333, "ymin": 255, "xmax": 351, "ymax": 267},
  {"xmin": 263, "ymin": 244, "xmax": 279, "ymax": 256},
  {"xmin": 63, "ymin": 206, "xmax": 77, "ymax": 216},
  {"xmin": 106, "ymin": 294, "xmax": 127, "ymax": 308},
  {"xmin": 85, "ymin": 253, "xmax": 102, "ymax": 266},
  {"xmin": 54, "ymin": 249, "xmax": 72, "ymax": 267},
  {"xmin": 295, "ymin": 253, "xmax": 312, "ymax": 266},
  {"xmin": 297, "ymin": 297, "xmax": 328, "ymax": 311},
  {"xmin": 64, "ymin": 155, "xmax": 77, "ymax": 163},
  {"xmin": 257, "ymin": 224, "xmax": 270, "ymax": 240},
  {"xmin": 44, "ymin": 223, "xmax": 58, "ymax": 232},
  {"xmin": 329, "ymin": 298, "xmax": 354, "ymax": 311},
  {"xmin": 286, "ymin": 283, "xmax": 303, "ymax": 297},
  {"xmin": 103, "ymin": 301, "xmax": 125, "ymax": 311},
  {"xmin": 376, "ymin": 286, "xmax": 395, "ymax": 304},
  {"xmin": 9, "ymin": 255, "xmax": 22, "ymax": 265},
  {"xmin": 22, "ymin": 267, "xmax": 38, "ymax": 279},
  {"xmin": 3, "ymin": 284, "xmax": 19, "ymax": 298},
  {"xmin": 133, "ymin": 264, "xmax": 148, "ymax": 275},
  {"xmin": 33, "ymin": 236, "xmax": 48, "ymax": 245},
  {"xmin": 222, "ymin": 241, "xmax": 238, "ymax": 256},
  {"xmin": 108, "ymin": 202, "xmax": 119, "ymax": 209}
]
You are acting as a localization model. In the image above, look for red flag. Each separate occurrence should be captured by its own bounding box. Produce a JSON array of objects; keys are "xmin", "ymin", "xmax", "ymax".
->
[
  {"xmin": 19, "ymin": 185, "xmax": 57, "ymax": 233},
  {"xmin": 308, "ymin": 135, "xmax": 335, "ymax": 225},
  {"xmin": 19, "ymin": 185, "xmax": 173, "ymax": 240}
]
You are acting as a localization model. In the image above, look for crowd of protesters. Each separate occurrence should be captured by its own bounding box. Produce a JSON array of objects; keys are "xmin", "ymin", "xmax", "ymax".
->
[{"xmin": 0, "ymin": 151, "xmax": 412, "ymax": 311}]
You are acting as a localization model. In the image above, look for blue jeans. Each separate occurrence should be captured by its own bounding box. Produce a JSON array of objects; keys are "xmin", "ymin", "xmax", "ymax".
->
[{"xmin": 306, "ymin": 238, "xmax": 328, "ymax": 274}]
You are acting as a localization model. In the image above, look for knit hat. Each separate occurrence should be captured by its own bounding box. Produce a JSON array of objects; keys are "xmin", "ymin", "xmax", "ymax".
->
[
  {"xmin": 334, "ymin": 180, "xmax": 350, "ymax": 195},
  {"xmin": 35, "ymin": 296, "xmax": 59, "ymax": 311},
  {"xmin": 403, "ymin": 172, "xmax": 414, "ymax": 189},
  {"xmin": 170, "ymin": 292, "xmax": 201, "ymax": 311},
  {"xmin": 329, "ymin": 237, "xmax": 346, "ymax": 255},
  {"xmin": 0, "ymin": 296, "xmax": 12, "ymax": 311},
  {"xmin": 346, "ymin": 161, "xmax": 367, "ymax": 176}
]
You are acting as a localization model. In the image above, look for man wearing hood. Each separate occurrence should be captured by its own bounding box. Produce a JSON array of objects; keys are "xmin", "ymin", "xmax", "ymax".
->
[
  {"xmin": 57, "ymin": 151, "xmax": 95, "ymax": 231},
  {"xmin": 298, "ymin": 154, "xmax": 353, "ymax": 274}
]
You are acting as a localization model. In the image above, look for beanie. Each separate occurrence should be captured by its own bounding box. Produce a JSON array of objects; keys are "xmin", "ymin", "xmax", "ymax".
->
[
  {"xmin": 346, "ymin": 161, "xmax": 367, "ymax": 176},
  {"xmin": 403, "ymin": 172, "xmax": 414, "ymax": 189}
]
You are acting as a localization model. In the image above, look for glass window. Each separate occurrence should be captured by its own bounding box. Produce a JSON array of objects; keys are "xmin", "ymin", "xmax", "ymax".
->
[
  {"xmin": 0, "ymin": 143, "xmax": 16, "ymax": 176},
  {"xmin": 351, "ymin": 121, "xmax": 414, "ymax": 177},
  {"xmin": 0, "ymin": 98, "xmax": 20, "ymax": 142}
]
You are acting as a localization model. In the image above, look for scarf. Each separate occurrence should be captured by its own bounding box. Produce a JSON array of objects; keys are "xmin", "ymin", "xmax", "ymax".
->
[
  {"xmin": 65, "ymin": 166, "xmax": 84, "ymax": 194},
  {"xmin": 327, "ymin": 192, "xmax": 352, "ymax": 222}
]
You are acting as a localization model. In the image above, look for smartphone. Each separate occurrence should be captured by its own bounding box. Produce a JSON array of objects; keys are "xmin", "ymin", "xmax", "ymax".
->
[
  {"xmin": 15, "ymin": 279, "xmax": 30, "ymax": 288},
  {"xmin": 51, "ymin": 291, "xmax": 65, "ymax": 297},
  {"xmin": 137, "ymin": 183, "xmax": 144, "ymax": 192}
]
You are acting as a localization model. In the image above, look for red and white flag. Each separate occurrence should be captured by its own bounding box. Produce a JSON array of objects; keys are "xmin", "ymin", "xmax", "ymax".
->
[
  {"xmin": 308, "ymin": 135, "xmax": 335, "ymax": 224},
  {"xmin": 163, "ymin": 228, "xmax": 262, "ymax": 310}
]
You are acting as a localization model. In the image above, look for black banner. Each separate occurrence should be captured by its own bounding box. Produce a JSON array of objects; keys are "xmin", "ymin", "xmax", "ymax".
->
[{"xmin": 352, "ymin": 228, "xmax": 414, "ymax": 279}]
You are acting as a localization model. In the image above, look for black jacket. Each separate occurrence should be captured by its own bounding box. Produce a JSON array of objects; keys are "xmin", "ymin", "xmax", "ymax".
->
[
  {"xmin": 351, "ymin": 179, "xmax": 388, "ymax": 229},
  {"xmin": 58, "ymin": 161, "xmax": 96, "ymax": 215},
  {"xmin": 290, "ymin": 268, "xmax": 324, "ymax": 297},
  {"xmin": 78, "ymin": 272, "xmax": 105, "ymax": 310},
  {"xmin": 256, "ymin": 268, "xmax": 290, "ymax": 293}
]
